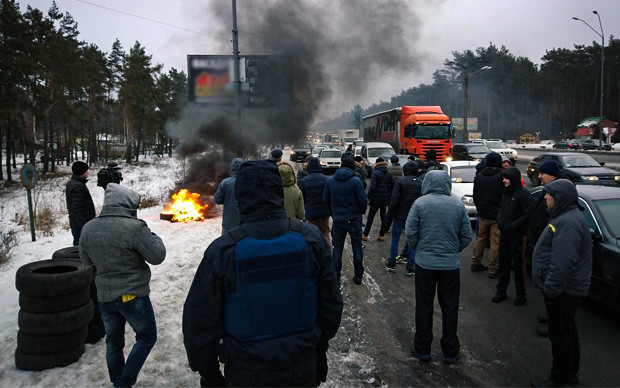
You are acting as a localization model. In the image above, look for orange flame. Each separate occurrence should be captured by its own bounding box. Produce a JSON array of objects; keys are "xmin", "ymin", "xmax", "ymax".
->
[{"xmin": 161, "ymin": 189, "xmax": 207, "ymax": 222}]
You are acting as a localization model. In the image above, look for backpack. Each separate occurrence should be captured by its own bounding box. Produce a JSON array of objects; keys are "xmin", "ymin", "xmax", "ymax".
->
[{"xmin": 225, "ymin": 219, "xmax": 317, "ymax": 342}]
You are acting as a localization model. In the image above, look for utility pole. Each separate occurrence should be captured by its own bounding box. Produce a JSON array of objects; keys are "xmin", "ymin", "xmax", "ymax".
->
[
  {"xmin": 573, "ymin": 11, "xmax": 604, "ymax": 149},
  {"xmin": 448, "ymin": 62, "xmax": 491, "ymax": 142},
  {"xmin": 232, "ymin": 0, "xmax": 241, "ymax": 118}
]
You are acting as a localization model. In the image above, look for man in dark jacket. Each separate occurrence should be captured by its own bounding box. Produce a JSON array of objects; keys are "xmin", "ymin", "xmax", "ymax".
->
[
  {"xmin": 214, "ymin": 158, "xmax": 243, "ymax": 235},
  {"xmin": 385, "ymin": 161, "xmax": 422, "ymax": 276},
  {"xmin": 530, "ymin": 179, "xmax": 591, "ymax": 388},
  {"xmin": 66, "ymin": 161, "xmax": 96, "ymax": 246},
  {"xmin": 324, "ymin": 157, "xmax": 368, "ymax": 285},
  {"xmin": 299, "ymin": 157, "xmax": 331, "ymax": 249},
  {"xmin": 353, "ymin": 156, "xmax": 368, "ymax": 189},
  {"xmin": 471, "ymin": 152, "xmax": 503, "ymax": 278},
  {"xmin": 492, "ymin": 167, "xmax": 533, "ymax": 306},
  {"xmin": 526, "ymin": 160, "xmax": 561, "ymax": 337},
  {"xmin": 80, "ymin": 183, "xmax": 166, "ymax": 387},
  {"xmin": 362, "ymin": 157, "xmax": 394, "ymax": 242},
  {"xmin": 183, "ymin": 160, "xmax": 343, "ymax": 387}
]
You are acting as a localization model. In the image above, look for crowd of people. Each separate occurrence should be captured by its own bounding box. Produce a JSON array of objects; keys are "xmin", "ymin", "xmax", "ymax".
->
[{"xmin": 64, "ymin": 145, "xmax": 592, "ymax": 387}]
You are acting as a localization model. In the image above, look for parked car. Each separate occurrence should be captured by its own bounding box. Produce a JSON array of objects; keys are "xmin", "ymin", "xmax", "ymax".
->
[
  {"xmin": 582, "ymin": 139, "xmax": 612, "ymax": 151},
  {"xmin": 471, "ymin": 139, "xmax": 518, "ymax": 164},
  {"xmin": 528, "ymin": 184, "xmax": 620, "ymax": 312},
  {"xmin": 552, "ymin": 140, "xmax": 570, "ymax": 149},
  {"xmin": 310, "ymin": 144, "xmax": 329, "ymax": 157},
  {"xmin": 318, "ymin": 148, "xmax": 343, "ymax": 174},
  {"xmin": 526, "ymin": 152, "xmax": 620, "ymax": 186},
  {"xmin": 290, "ymin": 146, "xmax": 311, "ymax": 163},
  {"xmin": 440, "ymin": 161, "xmax": 478, "ymax": 224},
  {"xmin": 449, "ymin": 143, "xmax": 492, "ymax": 162}
]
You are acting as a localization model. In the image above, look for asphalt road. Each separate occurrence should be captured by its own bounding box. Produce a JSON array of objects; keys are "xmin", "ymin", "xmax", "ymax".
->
[{"xmin": 329, "ymin": 218, "xmax": 620, "ymax": 387}]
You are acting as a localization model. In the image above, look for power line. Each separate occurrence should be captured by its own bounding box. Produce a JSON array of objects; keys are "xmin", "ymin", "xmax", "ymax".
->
[{"xmin": 76, "ymin": 0, "xmax": 230, "ymax": 43}]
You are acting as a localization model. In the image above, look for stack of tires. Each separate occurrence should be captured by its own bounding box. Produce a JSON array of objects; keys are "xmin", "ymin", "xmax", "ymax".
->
[
  {"xmin": 15, "ymin": 259, "xmax": 94, "ymax": 371},
  {"xmin": 52, "ymin": 246, "xmax": 105, "ymax": 343}
]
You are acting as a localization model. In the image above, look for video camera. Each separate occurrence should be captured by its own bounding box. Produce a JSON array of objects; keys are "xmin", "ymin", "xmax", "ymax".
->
[{"xmin": 97, "ymin": 162, "xmax": 123, "ymax": 189}]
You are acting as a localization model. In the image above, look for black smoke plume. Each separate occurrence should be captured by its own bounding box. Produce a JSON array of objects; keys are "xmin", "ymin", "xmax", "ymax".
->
[{"xmin": 167, "ymin": 0, "xmax": 421, "ymax": 196}]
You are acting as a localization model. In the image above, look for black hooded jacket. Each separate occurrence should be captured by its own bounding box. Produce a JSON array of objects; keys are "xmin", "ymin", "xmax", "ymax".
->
[
  {"xmin": 183, "ymin": 160, "xmax": 343, "ymax": 378},
  {"xmin": 65, "ymin": 174, "xmax": 96, "ymax": 229},
  {"xmin": 368, "ymin": 161, "xmax": 394, "ymax": 207},
  {"xmin": 387, "ymin": 161, "xmax": 422, "ymax": 222},
  {"xmin": 497, "ymin": 167, "xmax": 534, "ymax": 235},
  {"xmin": 473, "ymin": 166, "xmax": 503, "ymax": 220}
]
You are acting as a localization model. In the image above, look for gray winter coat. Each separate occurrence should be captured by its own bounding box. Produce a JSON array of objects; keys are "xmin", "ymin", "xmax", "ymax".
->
[
  {"xmin": 214, "ymin": 158, "xmax": 243, "ymax": 230},
  {"xmin": 532, "ymin": 179, "xmax": 592, "ymax": 299},
  {"xmin": 79, "ymin": 183, "xmax": 166, "ymax": 302},
  {"xmin": 405, "ymin": 170, "xmax": 472, "ymax": 270}
]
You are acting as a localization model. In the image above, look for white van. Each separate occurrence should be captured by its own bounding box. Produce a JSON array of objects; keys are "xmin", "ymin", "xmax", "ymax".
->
[{"xmin": 360, "ymin": 142, "xmax": 396, "ymax": 177}]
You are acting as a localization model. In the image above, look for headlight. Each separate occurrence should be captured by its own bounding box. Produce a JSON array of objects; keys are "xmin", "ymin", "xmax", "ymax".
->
[
  {"xmin": 445, "ymin": 156, "xmax": 453, "ymax": 162},
  {"xmin": 580, "ymin": 175, "xmax": 599, "ymax": 181},
  {"xmin": 461, "ymin": 195, "xmax": 474, "ymax": 205},
  {"xmin": 614, "ymin": 175, "xmax": 620, "ymax": 181}
]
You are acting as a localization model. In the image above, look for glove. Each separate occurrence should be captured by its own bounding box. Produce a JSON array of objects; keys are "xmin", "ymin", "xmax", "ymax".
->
[
  {"xmin": 200, "ymin": 366, "xmax": 226, "ymax": 387},
  {"xmin": 315, "ymin": 350, "xmax": 328, "ymax": 386}
]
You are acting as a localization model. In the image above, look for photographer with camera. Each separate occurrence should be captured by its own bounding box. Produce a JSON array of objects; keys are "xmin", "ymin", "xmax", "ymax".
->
[{"xmin": 97, "ymin": 162, "xmax": 123, "ymax": 189}]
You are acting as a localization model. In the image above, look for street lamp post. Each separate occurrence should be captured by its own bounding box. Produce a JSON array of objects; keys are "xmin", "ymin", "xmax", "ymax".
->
[
  {"xmin": 573, "ymin": 11, "xmax": 604, "ymax": 150},
  {"xmin": 448, "ymin": 62, "xmax": 491, "ymax": 142}
]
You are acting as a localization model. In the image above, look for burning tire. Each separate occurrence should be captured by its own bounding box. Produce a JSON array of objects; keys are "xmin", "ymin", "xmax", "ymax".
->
[
  {"xmin": 15, "ymin": 344, "xmax": 85, "ymax": 371},
  {"xmin": 15, "ymin": 260, "xmax": 92, "ymax": 297}
]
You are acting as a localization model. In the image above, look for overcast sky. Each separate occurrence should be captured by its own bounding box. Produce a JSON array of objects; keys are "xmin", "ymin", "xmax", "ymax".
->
[{"xmin": 20, "ymin": 0, "xmax": 620, "ymax": 121}]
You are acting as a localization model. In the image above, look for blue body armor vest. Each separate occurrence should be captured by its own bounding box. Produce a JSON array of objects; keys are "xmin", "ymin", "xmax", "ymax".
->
[{"xmin": 224, "ymin": 219, "xmax": 318, "ymax": 342}]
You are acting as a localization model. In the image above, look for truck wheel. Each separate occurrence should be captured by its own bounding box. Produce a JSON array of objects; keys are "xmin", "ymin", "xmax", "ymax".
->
[
  {"xmin": 18, "ymin": 300, "xmax": 94, "ymax": 336},
  {"xmin": 15, "ymin": 343, "xmax": 85, "ymax": 371},
  {"xmin": 19, "ymin": 287, "xmax": 90, "ymax": 313},
  {"xmin": 15, "ymin": 260, "xmax": 93, "ymax": 297},
  {"xmin": 17, "ymin": 326, "xmax": 88, "ymax": 355}
]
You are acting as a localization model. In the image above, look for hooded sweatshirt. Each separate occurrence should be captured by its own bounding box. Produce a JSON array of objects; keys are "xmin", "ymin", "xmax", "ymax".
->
[
  {"xmin": 532, "ymin": 179, "xmax": 592, "ymax": 298},
  {"xmin": 278, "ymin": 162, "xmax": 305, "ymax": 220},
  {"xmin": 214, "ymin": 158, "xmax": 244, "ymax": 230},
  {"xmin": 405, "ymin": 171, "xmax": 472, "ymax": 270},
  {"xmin": 368, "ymin": 161, "xmax": 394, "ymax": 207},
  {"xmin": 79, "ymin": 183, "xmax": 166, "ymax": 302},
  {"xmin": 299, "ymin": 157, "xmax": 330, "ymax": 220}
]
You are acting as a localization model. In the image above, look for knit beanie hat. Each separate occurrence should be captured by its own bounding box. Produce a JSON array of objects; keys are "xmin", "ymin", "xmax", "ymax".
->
[
  {"xmin": 341, "ymin": 157, "xmax": 356, "ymax": 170},
  {"xmin": 376, "ymin": 157, "xmax": 384, "ymax": 163},
  {"xmin": 390, "ymin": 155, "xmax": 399, "ymax": 164},
  {"xmin": 538, "ymin": 160, "xmax": 561, "ymax": 177},
  {"xmin": 270, "ymin": 148, "xmax": 283, "ymax": 160},
  {"xmin": 485, "ymin": 152, "xmax": 502, "ymax": 168},
  {"xmin": 72, "ymin": 161, "xmax": 89, "ymax": 176},
  {"xmin": 354, "ymin": 156, "xmax": 364, "ymax": 163}
]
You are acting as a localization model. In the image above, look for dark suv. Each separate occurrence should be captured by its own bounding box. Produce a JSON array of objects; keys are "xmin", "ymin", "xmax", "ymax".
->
[
  {"xmin": 289, "ymin": 147, "xmax": 311, "ymax": 163},
  {"xmin": 449, "ymin": 143, "xmax": 492, "ymax": 162}
]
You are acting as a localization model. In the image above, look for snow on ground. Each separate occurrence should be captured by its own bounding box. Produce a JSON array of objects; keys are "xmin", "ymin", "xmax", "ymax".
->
[{"xmin": 0, "ymin": 154, "xmax": 366, "ymax": 387}]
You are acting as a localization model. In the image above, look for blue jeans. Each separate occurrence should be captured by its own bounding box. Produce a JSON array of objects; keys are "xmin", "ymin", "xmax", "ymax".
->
[
  {"xmin": 387, "ymin": 220, "xmax": 415, "ymax": 271},
  {"xmin": 331, "ymin": 219, "xmax": 364, "ymax": 281},
  {"xmin": 100, "ymin": 296, "xmax": 157, "ymax": 387}
]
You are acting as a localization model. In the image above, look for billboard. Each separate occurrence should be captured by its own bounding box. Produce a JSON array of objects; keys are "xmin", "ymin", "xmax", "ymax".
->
[
  {"xmin": 187, "ymin": 55, "xmax": 292, "ymax": 108},
  {"xmin": 452, "ymin": 118, "xmax": 478, "ymax": 132}
]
